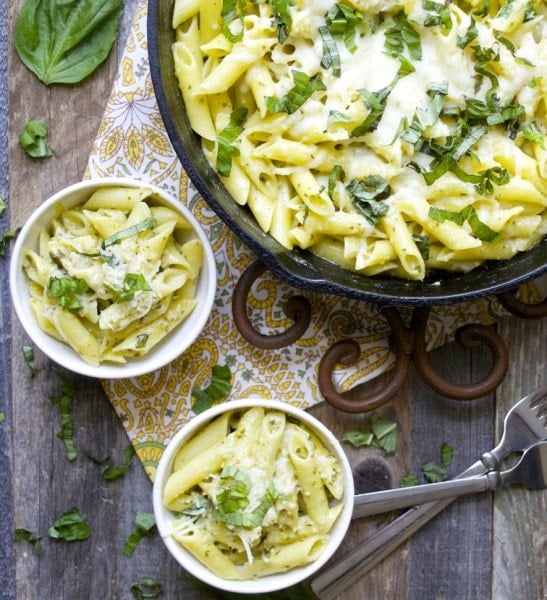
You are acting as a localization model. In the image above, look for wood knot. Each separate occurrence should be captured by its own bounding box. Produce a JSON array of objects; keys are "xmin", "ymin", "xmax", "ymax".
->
[{"xmin": 353, "ymin": 457, "xmax": 393, "ymax": 494}]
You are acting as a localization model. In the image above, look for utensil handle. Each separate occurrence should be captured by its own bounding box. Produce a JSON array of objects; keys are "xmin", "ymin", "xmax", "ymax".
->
[
  {"xmin": 309, "ymin": 460, "xmax": 487, "ymax": 600},
  {"xmin": 352, "ymin": 473, "xmax": 490, "ymax": 518}
]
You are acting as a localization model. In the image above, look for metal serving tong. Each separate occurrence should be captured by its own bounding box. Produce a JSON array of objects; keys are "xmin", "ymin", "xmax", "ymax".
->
[
  {"xmin": 352, "ymin": 439, "xmax": 547, "ymax": 518},
  {"xmin": 309, "ymin": 385, "xmax": 547, "ymax": 600}
]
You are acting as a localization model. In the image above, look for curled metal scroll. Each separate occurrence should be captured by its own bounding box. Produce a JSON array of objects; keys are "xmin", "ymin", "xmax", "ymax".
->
[
  {"xmin": 318, "ymin": 306, "xmax": 510, "ymax": 412},
  {"xmin": 232, "ymin": 260, "xmax": 541, "ymax": 413},
  {"xmin": 497, "ymin": 289, "xmax": 547, "ymax": 319},
  {"xmin": 317, "ymin": 307, "xmax": 412, "ymax": 413},
  {"xmin": 232, "ymin": 259, "xmax": 312, "ymax": 349}
]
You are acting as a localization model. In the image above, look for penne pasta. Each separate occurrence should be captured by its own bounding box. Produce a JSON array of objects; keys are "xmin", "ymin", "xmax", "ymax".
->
[
  {"xmin": 21, "ymin": 186, "xmax": 204, "ymax": 365},
  {"xmin": 170, "ymin": 0, "xmax": 546, "ymax": 280},
  {"xmin": 161, "ymin": 406, "xmax": 346, "ymax": 580}
]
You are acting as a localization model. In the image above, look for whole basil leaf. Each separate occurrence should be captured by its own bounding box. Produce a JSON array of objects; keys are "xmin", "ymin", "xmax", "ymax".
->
[{"xmin": 14, "ymin": 0, "xmax": 123, "ymax": 85}]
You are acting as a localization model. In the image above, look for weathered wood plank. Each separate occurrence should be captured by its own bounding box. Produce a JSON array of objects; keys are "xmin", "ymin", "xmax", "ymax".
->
[{"xmin": 492, "ymin": 316, "xmax": 546, "ymax": 600}]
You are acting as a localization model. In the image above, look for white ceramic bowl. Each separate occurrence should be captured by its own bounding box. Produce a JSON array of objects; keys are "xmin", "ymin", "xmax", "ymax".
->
[
  {"xmin": 153, "ymin": 398, "xmax": 354, "ymax": 594},
  {"xmin": 9, "ymin": 177, "xmax": 217, "ymax": 379}
]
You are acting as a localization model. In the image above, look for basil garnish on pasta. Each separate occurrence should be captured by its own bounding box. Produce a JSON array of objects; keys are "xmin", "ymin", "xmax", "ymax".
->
[
  {"xmin": 173, "ymin": 0, "xmax": 545, "ymax": 281},
  {"xmin": 347, "ymin": 176, "xmax": 390, "ymax": 225},
  {"xmin": 216, "ymin": 105, "xmax": 248, "ymax": 176},
  {"xmin": 47, "ymin": 276, "xmax": 89, "ymax": 312},
  {"xmin": 101, "ymin": 217, "xmax": 157, "ymax": 249},
  {"xmin": 105, "ymin": 273, "xmax": 152, "ymax": 303},
  {"xmin": 266, "ymin": 70, "xmax": 326, "ymax": 114}
]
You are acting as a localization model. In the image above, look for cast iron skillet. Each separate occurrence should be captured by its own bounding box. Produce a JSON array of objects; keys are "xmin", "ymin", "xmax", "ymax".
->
[{"xmin": 147, "ymin": 0, "xmax": 546, "ymax": 307}]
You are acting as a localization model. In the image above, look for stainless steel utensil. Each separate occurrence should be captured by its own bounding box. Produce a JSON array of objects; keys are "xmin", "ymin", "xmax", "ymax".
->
[
  {"xmin": 309, "ymin": 385, "xmax": 547, "ymax": 600},
  {"xmin": 352, "ymin": 440, "xmax": 547, "ymax": 518}
]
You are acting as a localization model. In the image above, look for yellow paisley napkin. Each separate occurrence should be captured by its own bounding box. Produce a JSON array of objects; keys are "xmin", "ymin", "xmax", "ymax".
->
[{"xmin": 86, "ymin": 0, "xmax": 541, "ymax": 480}]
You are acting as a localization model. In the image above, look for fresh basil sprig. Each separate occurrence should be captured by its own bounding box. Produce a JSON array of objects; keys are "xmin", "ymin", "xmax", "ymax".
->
[{"xmin": 14, "ymin": 0, "xmax": 123, "ymax": 85}]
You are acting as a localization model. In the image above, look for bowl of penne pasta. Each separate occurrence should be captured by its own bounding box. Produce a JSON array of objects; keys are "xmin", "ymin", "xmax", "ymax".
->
[
  {"xmin": 10, "ymin": 177, "xmax": 217, "ymax": 378},
  {"xmin": 147, "ymin": 0, "xmax": 546, "ymax": 306},
  {"xmin": 153, "ymin": 398, "xmax": 354, "ymax": 593}
]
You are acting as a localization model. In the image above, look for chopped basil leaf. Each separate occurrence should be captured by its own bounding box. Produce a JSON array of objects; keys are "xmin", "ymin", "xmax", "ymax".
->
[
  {"xmin": 440, "ymin": 441, "xmax": 454, "ymax": 468},
  {"xmin": 461, "ymin": 205, "xmax": 501, "ymax": 241},
  {"xmin": 130, "ymin": 578, "xmax": 163, "ymax": 600},
  {"xmin": 324, "ymin": 3, "xmax": 365, "ymax": 54},
  {"xmin": 269, "ymin": 0, "xmax": 294, "ymax": 43},
  {"xmin": 341, "ymin": 413, "xmax": 398, "ymax": 455},
  {"xmin": 105, "ymin": 273, "xmax": 152, "ymax": 303},
  {"xmin": 327, "ymin": 164, "xmax": 346, "ymax": 198},
  {"xmin": 48, "ymin": 507, "xmax": 91, "ymax": 541},
  {"xmin": 370, "ymin": 413, "xmax": 398, "ymax": 455},
  {"xmin": 353, "ymin": 84, "xmax": 393, "ymax": 136},
  {"xmin": 422, "ymin": 461, "xmax": 449, "ymax": 483},
  {"xmin": 341, "ymin": 429, "xmax": 375, "ymax": 447},
  {"xmin": 422, "ymin": 0, "xmax": 453, "ymax": 31},
  {"xmin": 191, "ymin": 364, "xmax": 233, "ymax": 414},
  {"xmin": 327, "ymin": 110, "xmax": 354, "ymax": 130},
  {"xmin": 101, "ymin": 218, "xmax": 157, "ymax": 249},
  {"xmin": 347, "ymin": 176, "xmax": 390, "ymax": 225},
  {"xmin": 413, "ymin": 234, "xmax": 430, "ymax": 259},
  {"xmin": 135, "ymin": 334, "xmax": 149, "ymax": 349},
  {"xmin": 47, "ymin": 276, "xmax": 88, "ymax": 312},
  {"xmin": 429, "ymin": 206, "xmax": 501, "ymax": 241},
  {"xmin": 429, "ymin": 207, "xmax": 465, "ymax": 226},
  {"xmin": 397, "ymin": 54, "xmax": 416, "ymax": 76},
  {"xmin": 1, "ymin": 227, "xmax": 21, "ymax": 256},
  {"xmin": 214, "ymin": 472, "xmax": 280, "ymax": 529},
  {"xmin": 266, "ymin": 70, "xmax": 326, "ymax": 115},
  {"xmin": 384, "ymin": 11, "xmax": 422, "ymax": 60},
  {"xmin": 19, "ymin": 119, "xmax": 55, "ymax": 158},
  {"xmin": 522, "ymin": 121, "xmax": 545, "ymax": 148},
  {"xmin": 23, "ymin": 345, "xmax": 38, "ymax": 377},
  {"xmin": 216, "ymin": 467, "xmax": 252, "ymax": 514},
  {"xmin": 14, "ymin": 528, "xmax": 42, "ymax": 554},
  {"xmin": 49, "ymin": 367, "xmax": 78, "ymax": 461},
  {"xmin": 400, "ymin": 474, "xmax": 420, "ymax": 487},
  {"xmin": 457, "ymin": 18, "xmax": 478, "ymax": 48},
  {"xmin": 401, "ymin": 82, "xmax": 448, "ymax": 146},
  {"xmin": 123, "ymin": 512, "xmax": 157, "ymax": 557},
  {"xmin": 88, "ymin": 444, "xmax": 136, "ymax": 480},
  {"xmin": 221, "ymin": 0, "xmax": 246, "ymax": 42},
  {"xmin": 216, "ymin": 105, "xmax": 248, "ymax": 177},
  {"xmin": 0, "ymin": 412, "xmax": 4, "ymax": 424},
  {"xmin": 181, "ymin": 497, "xmax": 212, "ymax": 518},
  {"xmin": 319, "ymin": 25, "xmax": 341, "ymax": 76}
]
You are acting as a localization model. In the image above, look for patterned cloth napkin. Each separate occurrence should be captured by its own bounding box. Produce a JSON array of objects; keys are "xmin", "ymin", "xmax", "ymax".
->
[{"xmin": 86, "ymin": 0, "xmax": 541, "ymax": 480}]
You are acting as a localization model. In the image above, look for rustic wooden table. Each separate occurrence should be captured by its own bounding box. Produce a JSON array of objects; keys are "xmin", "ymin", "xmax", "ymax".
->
[{"xmin": 1, "ymin": 1, "xmax": 545, "ymax": 599}]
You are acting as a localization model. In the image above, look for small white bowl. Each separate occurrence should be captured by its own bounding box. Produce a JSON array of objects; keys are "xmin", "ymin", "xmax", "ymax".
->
[
  {"xmin": 9, "ymin": 177, "xmax": 217, "ymax": 379},
  {"xmin": 153, "ymin": 398, "xmax": 354, "ymax": 594}
]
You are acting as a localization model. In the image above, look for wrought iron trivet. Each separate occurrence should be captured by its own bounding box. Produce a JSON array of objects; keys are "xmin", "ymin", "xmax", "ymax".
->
[{"xmin": 232, "ymin": 259, "xmax": 546, "ymax": 414}]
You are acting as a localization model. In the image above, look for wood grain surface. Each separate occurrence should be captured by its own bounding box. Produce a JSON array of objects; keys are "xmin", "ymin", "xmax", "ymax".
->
[{"xmin": 1, "ymin": 1, "xmax": 545, "ymax": 599}]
